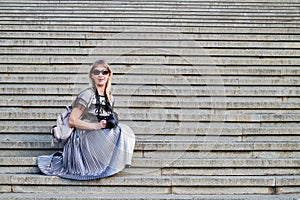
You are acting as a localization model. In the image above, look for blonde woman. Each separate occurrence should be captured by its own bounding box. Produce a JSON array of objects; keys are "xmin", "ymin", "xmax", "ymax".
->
[{"xmin": 38, "ymin": 60, "xmax": 136, "ymax": 180}]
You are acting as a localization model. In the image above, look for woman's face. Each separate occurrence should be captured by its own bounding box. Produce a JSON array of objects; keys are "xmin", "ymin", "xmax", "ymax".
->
[{"xmin": 91, "ymin": 66, "xmax": 110, "ymax": 87}]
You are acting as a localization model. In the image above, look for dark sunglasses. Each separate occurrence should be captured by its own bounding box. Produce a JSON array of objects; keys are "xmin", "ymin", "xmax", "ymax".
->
[{"xmin": 92, "ymin": 69, "xmax": 110, "ymax": 76}]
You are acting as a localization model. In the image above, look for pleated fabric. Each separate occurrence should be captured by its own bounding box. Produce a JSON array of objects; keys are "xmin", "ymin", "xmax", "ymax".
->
[{"xmin": 37, "ymin": 88, "xmax": 135, "ymax": 180}]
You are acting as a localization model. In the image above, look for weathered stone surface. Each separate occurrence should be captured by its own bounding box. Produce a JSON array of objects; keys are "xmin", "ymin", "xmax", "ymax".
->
[
  {"xmin": 12, "ymin": 185, "xmax": 171, "ymax": 195},
  {"xmin": 10, "ymin": 174, "xmax": 172, "ymax": 186},
  {"xmin": 1, "ymin": 193, "xmax": 300, "ymax": 200},
  {"xmin": 172, "ymin": 187, "xmax": 272, "ymax": 195},
  {"xmin": 1, "ymin": 55, "xmax": 300, "ymax": 66},
  {"xmin": 0, "ymin": 174, "xmax": 11, "ymax": 184},
  {"xmin": 276, "ymin": 176, "xmax": 300, "ymax": 186},
  {"xmin": 2, "ymin": 157, "xmax": 300, "ymax": 169},
  {"xmin": 1, "ymin": 84, "xmax": 299, "ymax": 97},
  {"xmin": 2, "ymin": 141, "xmax": 299, "ymax": 152},
  {"xmin": 3, "ymin": 73, "xmax": 300, "ymax": 85},
  {"xmin": 162, "ymin": 168, "xmax": 300, "ymax": 176},
  {"xmin": 0, "ymin": 185, "xmax": 11, "ymax": 193},
  {"xmin": 2, "ymin": 95, "xmax": 300, "ymax": 109},
  {"xmin": 276, "ymin": 187, "xmax": 300, "ymax": 194},
  {"xmin": 171, "ymin": 176, "xmax": 275, "ymax": 187},
  {"xmin": 0, "ymin": 167, "xmax": 39, "ymax": 174},
  {"xmin": 1, "ymin": 193, "xmax": 191, "ymax": 200},
  {"xmin": 1, "ymin": 24, "xmax": 299, "ymax": 34},
  {"xmin": 1, "ymin": 47, "xmax": 300, "ymax": 57},
  {"xmin": 0, "ymin": 0, "xmax": 300, "ymax": 198}
]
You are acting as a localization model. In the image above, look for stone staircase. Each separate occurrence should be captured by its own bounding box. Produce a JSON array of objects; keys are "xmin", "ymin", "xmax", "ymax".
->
[{"xmin": 0, "ymin": 0, "xmax": 300, "ymax": 199}]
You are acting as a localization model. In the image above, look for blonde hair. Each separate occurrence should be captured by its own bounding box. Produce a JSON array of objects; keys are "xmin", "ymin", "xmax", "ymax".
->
[{"xmin": 89, "ymin": 59, "xmax": 113, "ymax": 104}]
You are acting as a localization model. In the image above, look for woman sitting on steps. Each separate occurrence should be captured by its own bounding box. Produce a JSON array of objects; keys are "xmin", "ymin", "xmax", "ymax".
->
[{"xmin": 38, "ymin": 59, "xmax": 136, "ymax": 180}]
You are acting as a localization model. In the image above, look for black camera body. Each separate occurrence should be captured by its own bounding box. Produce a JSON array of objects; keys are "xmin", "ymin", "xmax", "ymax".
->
[{"xmin": 99, "ymin": 113, "xmax": 118, "ymax": 129}]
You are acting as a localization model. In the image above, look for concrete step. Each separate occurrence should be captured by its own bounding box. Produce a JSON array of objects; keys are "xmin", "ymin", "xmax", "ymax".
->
[
  {"xmin": 1, "ymin": 6, "xmax": 298, "ymax": 12},
  {"xmin": 1, "ymin": 74, "xmax": 299, "ymax": 86},
  {"xmin": 0, "ymin": 31, "xmax": 300, "ymax": 41},
  {"xmin": 1, "ymin": 141, "xmax": 299, "ymax": 152},
  {"xmin": 4, "ymin": 1, "xmax": 298, "ymax": 7},
  {"xmin": 0, "ymin": 0, "xmax": 298, "ymax": 4},
  {"xmin": 1, "ymin": 18, "xmax": 299, "ymax": 27},
  {"xmin": 1, "ymin": 120, "xmax": 299, "ymax": 136},
  {"xmin": 2, "ymin": 95, "xmax": 300, "ymax": 109},
  {"xmin": 0, "ymin": 174, "xmax": 299, "ymax": 195},
  {"xmin": 1, "ymin": 132, "xmax": 299, "ymax": 158},
  {"xmin": 2, "ymin": 146, "xmax": 299, "ymax": 159},
  {"xmin": 0, "ymin": 0, "xmax": 298, "ymax": 3},
  {"xmin": 1, "ymin": 18, "xmax": 299, "ymax": 28},
  {"xmin": 1, "ymin": 134, "xmax": 300, "ymax": 148},
  {"xmin": 1, "ymin": 194, "xmax": 300, "ymax": 200},
  {"xmin": 1, "ymin": 1, "xmax": 299, "ymax": 8},
  {"xmin": 1, "ymin": 13, "xmax": 299, "ymax": 22},
  {"xmin": 2, "ymin": 39, "xmax": 300, "ymax": 49},
  {"xmin": 2, "ymin": 162, "xmax": 300, "ymax": 176},
  {"xmin": 0, "ymin": 14, "xmax": 299, "ymax": 26},
  {"xmin": 0, "ymin": 47, "xmax": 300, "ymax": 59},
  {"xmin": 115, "ymin": 98, "xmax": 300, "ymax": 110},
  {"xmin": 1, "ymin": 84, "xmax": 299, "ymax": 97},
  {"xmin": 2, "ymin": 110, "xmax": 299, "ymax": 120},
  {"xmin": 1, "ymin": 9, "xmax": 299, "ymax": 19},
  {"xmin": 0, "ymin": 5, "xmax": 298, "ymax": 16},
  {"xmin": 0, "ymin": 194, "xmax": 287, "ymax": 200},
  {"xmin": 1, "ymin": 8, "xmax": 299, "ymax": 18},
  {"xmin": 2, "ymin": 130, "xmax": 300, "ymax": 142},
  {"xmin": 3, "ymin": 157, "xmax": 300, "ymax": 168},
  {"xmin": 1, "ymin": 4, "xmax": 298, "ymax": 12},
  {"xmin": 1, "ymin": 107, "xmax": 299, "ymax": 122},
  {"xmin": 0, "ymin": 0, "xmax": 280, "ymax": 11},
  {"xmin": 2, "ymin": 65, "xmax": 300, "ymax": 76},
  {"xmin": 1, "ymin": 157, "xmax": 300, "ymax": 176},
  {"xmin": 1, "ymin": 56, "xmax": 299, "ymax": 68},
  {"xmin": 1, "ymin": 24, "xmax": 299, "ymax": 34},
  {"xmin": 1, "ymin": 47, "xmax": 300, "ymax": 57},
  {"xmin": 0, "ymin": 3, "xmax": 298, "ymax": 12}
]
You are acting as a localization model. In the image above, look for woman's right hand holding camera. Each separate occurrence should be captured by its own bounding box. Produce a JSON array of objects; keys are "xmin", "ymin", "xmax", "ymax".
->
[
  {"xmin": 99, "ymin": 120, "xmax": 107, "ymax": 129},
  {"xmin": 93, "ymin": 120, "xmax": 106, "ymax": 129},
  {"xmin": 92, "ymin": 120, "xmax": 107, "ymax": 129}
]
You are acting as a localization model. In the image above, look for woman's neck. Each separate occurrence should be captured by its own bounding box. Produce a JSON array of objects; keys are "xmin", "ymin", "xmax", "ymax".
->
[{"xmin": 95, "ymin": 86, "xmax": 105, "ymax": 96}]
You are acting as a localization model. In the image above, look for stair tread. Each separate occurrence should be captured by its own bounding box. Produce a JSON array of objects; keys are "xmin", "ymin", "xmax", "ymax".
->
[
  {"xmin": 1, "ymin": 174, "xmax": 300, "ymax": 186},
  {"xmin": 0, "ymin": 141, "xmax": 299, "ymax": 151},
  {"xmin": 1, "ymin": 193, "xmax": 300, "ymax": 200},
  {"xmin": 1, "ymin": 157, "xmax": 300, "ymax": 167}
]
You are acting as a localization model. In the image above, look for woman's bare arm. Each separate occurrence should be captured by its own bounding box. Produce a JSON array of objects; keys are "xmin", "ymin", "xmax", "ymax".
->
[{"xmin": 69, "ymin": 106, "xmax": 106, "ymax": 130}]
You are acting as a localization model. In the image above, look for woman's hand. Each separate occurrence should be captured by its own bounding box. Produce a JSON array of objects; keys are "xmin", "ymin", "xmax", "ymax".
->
[{"xmin": 99, "ymin": 120, "xmax": 107, "ymax": 129}]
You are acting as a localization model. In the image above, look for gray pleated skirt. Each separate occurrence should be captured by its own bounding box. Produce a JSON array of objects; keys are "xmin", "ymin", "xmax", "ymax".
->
[{"xmin": 38, "ymin": 124, "xmax": 135, "ymax": 180}]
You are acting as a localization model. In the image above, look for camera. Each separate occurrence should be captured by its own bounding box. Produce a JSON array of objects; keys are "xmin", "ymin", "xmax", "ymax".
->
[{"xmin": 99, "ymin": 113, "xmax": 118, "ymax": 129}]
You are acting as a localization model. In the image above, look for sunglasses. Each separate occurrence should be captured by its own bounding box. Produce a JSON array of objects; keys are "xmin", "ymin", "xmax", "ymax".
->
[{"xmin": 92, "ymin": 69, "xmax": 110, "ymax": 76}]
